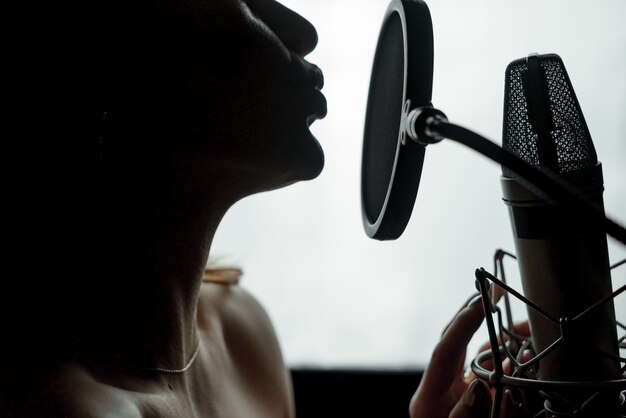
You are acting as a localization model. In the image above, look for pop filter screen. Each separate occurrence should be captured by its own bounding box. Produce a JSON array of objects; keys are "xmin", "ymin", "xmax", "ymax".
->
[
  {"xmin": 361, "ymin": 0, "xmax": 434, "ymax": 240},
  {"xmin": 362, "ymin": 12, "xmax": 405, "ymax": 226}
]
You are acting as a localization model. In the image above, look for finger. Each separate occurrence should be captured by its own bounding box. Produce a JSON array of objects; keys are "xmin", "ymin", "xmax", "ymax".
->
[
  {"xmin": 449, "ymin": 379, "xmax": 492, "ymax": 418},
  {"xmin": 442, "ymin": 283, "xmax": 505, "ymax": 340},
  {"xmin": 441, "ymin": 293, "xmax": 480, "ymax": 337},
  {"xmin": 477, "ymin": 324, "xmax": 534, "ymax": 376},
  {"xmin": 489, "ymin": 282, "xmax": 506, "ymax": 307},
  {"xmin": 463, "ymin": 366, "xmax": 478, "ymax": 384},
  {"xmin": 422, "ymin": 295, "xmax": 486, "ymax": 392},
  {"xmin": 513, "ymin": 321, "xmax": 531, "ymax": 337},
  {"xmin": 476, "ymin": 320, "xmax": 532, "ymax": 355},
  {"xmin": 438, "ymin": 296, "xmax": 486, "ymax": 360}
]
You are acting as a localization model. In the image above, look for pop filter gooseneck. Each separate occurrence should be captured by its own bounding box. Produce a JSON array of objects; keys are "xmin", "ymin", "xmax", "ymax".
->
[{"xmin": 360, "ymin": 0, "xmax": 626, "ymax": 246}]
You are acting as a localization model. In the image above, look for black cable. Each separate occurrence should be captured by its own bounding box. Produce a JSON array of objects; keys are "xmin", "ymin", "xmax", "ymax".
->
[{"xmin": 430, "ymin": 119, "xmax": 626, "ymax": 246}]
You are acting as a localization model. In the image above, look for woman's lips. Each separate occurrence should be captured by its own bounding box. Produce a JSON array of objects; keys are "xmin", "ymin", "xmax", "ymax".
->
[
  {"xmin": 311, "ymin": 64, "xmax": 324, "ymax": 90},
  {"xmin": 307, "ymin": 65, "xmax": 326, "ymax": 125},
  {"xmin": 307, "ymin": 89, "xmax": 327, "ymax": 126},
  {"xmin": 294, "ymin": 60, "xmax": 326, "ymax": 126}
]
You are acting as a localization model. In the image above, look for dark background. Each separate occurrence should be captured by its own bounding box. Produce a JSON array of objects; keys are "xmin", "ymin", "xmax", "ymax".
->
[{"xmin": 291, "ymin": 369, "xmax": 424, "ymax": 417}]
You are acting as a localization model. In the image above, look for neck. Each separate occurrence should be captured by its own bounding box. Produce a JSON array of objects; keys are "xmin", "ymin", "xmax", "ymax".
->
[{"xmin": 74, "ymin": 157, "xmax": 241, "ymax": 371}]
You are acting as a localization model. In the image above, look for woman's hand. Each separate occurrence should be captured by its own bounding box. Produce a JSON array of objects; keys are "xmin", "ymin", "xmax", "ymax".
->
[{"xmin": 409, "ymin": 294, "xmax": 492, "ymax": 418}]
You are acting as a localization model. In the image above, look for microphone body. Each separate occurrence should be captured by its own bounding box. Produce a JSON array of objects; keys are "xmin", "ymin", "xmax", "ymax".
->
[{"xmin": 501, "ymin": 54, "xmax": 621, "ymax": 414}]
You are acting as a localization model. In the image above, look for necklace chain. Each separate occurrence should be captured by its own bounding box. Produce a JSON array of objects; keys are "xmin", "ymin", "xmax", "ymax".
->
[
  {"xmin": 123, "ymin": 343, "xmax": 201, "ymax": 374},
  {"xmin": 81, "ymin": 342, "xmax": 201, "ymax": 374}
]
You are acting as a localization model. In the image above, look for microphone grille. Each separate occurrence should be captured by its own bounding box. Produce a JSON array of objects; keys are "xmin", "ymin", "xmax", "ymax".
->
[{"xmin": 502, "ymin": 53, "xmax": 597, "ymax": 176}]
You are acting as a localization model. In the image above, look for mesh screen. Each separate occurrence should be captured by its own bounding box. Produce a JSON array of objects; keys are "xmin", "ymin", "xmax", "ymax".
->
[
  {"xmin": 502, "ymin": 54, "xmax": 597, "ymax": 176},
  {"xmin": 362, "ymin": 12, "xmax": 405, "ymax": 223}
]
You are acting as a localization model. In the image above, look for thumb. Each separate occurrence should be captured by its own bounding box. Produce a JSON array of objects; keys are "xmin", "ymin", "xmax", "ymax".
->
[{"xmin": 450, "ymin": 379, "xmax": 491, "ymax": 418}]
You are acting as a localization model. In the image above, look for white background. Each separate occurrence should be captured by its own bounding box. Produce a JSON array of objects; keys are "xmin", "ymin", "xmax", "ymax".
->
[{"xmin": 212, "ymin": 0, "xmax": 626, "ymax": 369}]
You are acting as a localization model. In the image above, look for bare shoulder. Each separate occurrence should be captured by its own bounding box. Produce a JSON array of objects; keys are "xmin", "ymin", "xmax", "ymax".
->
[
  {"xmin": 198, "ymin": 282, "xmax": 282, "ymax": 358},
  {"xmin": 198, "ymin": 282, "xmax": 295, "ymax": 417}
]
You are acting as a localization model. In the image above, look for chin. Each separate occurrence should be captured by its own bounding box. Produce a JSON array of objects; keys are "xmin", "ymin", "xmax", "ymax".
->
[
  {"xmin": 293, "ymin": 137, "xmax": 325, "ymax": 181},
  {"xmin": 260, "ymin": 131, "xmax": 325, "ymax": 191}
]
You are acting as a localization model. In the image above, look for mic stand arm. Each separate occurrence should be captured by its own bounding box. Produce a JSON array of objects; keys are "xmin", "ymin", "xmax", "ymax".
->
[{"xmin": 404, "ymin": 106, "xmax": 626, "ymax": 246}]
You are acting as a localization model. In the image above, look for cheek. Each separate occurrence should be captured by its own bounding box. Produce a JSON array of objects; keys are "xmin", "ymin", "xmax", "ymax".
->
[
  {"xmin": 167, "ymin": 27, "xmax": 324, "ymax": 180},
  {"xmin": 181, "ymin": 95, "xmax": 324, "ymax": 183}
]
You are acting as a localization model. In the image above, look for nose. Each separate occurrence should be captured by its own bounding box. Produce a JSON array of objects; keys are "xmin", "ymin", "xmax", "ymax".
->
[{"xmin": 245, "ymin": 0, "xmax": 318, "ymax": 57}]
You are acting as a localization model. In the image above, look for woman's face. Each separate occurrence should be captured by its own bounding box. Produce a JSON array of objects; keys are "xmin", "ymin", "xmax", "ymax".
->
[{"xmin": 102, "ymin": 0, "xmax": 326, "ymax": 189}]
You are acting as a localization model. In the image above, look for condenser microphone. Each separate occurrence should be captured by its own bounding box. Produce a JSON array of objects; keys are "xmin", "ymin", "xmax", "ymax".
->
[{"xmin": 501, "ymin": 53, "xmax": 621, "ymax": 415}]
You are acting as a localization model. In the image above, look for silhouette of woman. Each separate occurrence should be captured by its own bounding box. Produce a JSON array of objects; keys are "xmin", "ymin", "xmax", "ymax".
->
[{"xmin": 3, "ymin": 1, "xmax": 494, "ymax": 416}]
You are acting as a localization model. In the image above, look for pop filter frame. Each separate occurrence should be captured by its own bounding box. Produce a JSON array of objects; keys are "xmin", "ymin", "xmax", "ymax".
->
[{"xmin": 361, "ymin": 0, "xmax": 433, "ymax": 240}]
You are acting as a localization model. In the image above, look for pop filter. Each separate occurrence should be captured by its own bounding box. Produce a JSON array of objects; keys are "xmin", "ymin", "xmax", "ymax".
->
[{"xmin": 361, "ymin": 0, "xmax": 433, "ymax": 240}]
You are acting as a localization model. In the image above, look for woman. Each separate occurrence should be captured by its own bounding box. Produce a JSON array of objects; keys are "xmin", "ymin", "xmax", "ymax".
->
[{"xmin": 4, "ymin": 1, "xmax": 493, "ymax": 416}]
